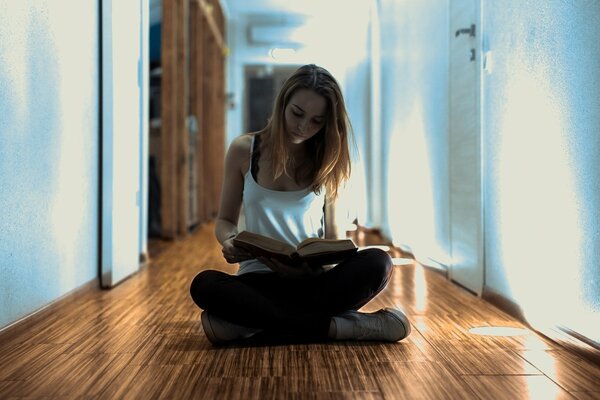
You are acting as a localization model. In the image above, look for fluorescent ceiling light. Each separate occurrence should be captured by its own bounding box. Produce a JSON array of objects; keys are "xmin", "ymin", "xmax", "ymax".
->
[{"xmin": 269, "ymin": 47, "xmax": 296, "ymax": 60}]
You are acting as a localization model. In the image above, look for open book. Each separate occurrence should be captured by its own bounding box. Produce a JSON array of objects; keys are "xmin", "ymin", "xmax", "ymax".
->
[{"xmin": 233, "ymin": 230, "xmax": 358, "ymax": 265}]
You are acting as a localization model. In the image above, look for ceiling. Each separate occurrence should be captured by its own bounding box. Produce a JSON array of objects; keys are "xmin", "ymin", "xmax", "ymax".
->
[
  {"xmin": 224, "ymin": 0, "xmax": 356, "ymax": 50},
  {"xmin": 221, "ymin": 0, "xmax": 341, "ymax": 19},
  {"xmin": 149, "ymin": 0, "xmax": 361, "ymax": 51},
  {"xmin": 150, "ymin": 0, "xmax": 350, "ymax": 25}
]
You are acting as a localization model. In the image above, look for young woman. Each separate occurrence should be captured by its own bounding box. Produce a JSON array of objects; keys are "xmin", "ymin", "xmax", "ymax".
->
[{"xmin": 190, "ymin": 64, "xmax": 411, "ymax": 344}]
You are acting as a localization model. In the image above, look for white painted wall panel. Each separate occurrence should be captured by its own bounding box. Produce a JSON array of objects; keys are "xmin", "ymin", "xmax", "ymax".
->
[
  {"xmin": 379, "ymin": 0, "xmax": 451, "ymax": 266},
  {"xmin": 0, "ymin": 0, "xmax": 99, "ymax": 329},
  {"xmin": 482, "ymin": 0, "xmax": 600, "ymax": 342}
]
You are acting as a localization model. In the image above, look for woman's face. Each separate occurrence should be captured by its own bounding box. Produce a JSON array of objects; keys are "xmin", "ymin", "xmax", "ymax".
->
[{"xmin": 284, "ymin": 89, "xmax": 327, "ymax": 145}]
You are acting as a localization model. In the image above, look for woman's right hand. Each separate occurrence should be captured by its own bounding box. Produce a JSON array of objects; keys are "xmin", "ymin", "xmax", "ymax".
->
[{"xmin": 221, "ymin": 237, "xmax": 253, "ymax": 264}]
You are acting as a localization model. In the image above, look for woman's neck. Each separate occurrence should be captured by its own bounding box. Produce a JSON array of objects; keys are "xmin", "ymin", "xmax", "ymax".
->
[
  {"xmin": 262, "ymin": 134, "xmax": 307, "ymax": 160},
  {"xmin": 286, "ymin": 142, "xmax": 307, "ymax": 159}
]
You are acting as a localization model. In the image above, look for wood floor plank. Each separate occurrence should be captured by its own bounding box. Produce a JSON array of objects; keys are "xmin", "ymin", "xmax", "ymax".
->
[
  {"xmin": 461, "ymin": 375, "xmax": 575, "ymax": 400},
  {"xmin": 519, "ymin": 350, "xmax": 600, "ymax": 392},
  {"xmin": 432, "ymin": 341, "xmax": 545, "ymax": 375},
  {"xmin": 0, "ymin": 343, "xmax": 72, "ymax": 381},
  {"xmin": 370, "ymin": 360, "xmax": 479, "ymax": 399},
  {"xmin": 95, "ymin": 364, "xmax": 145, "ymax": 399},
  {"xmin": 0, "ymin": 222, "xmax": 598, "ymax": 399},
  {"xmin": 0, "ymin": 381, "xmax": 20, "ymax": 398},
  {"xmin": 570, "ymin": 392, "xmax": 600, "ymax": 400},
  {"xmin": 2, "ymin": 352, "xmax": 128, "ymax": 397}
]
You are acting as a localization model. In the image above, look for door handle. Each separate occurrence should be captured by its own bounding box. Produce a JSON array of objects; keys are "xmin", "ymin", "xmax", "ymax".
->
[{"xmin": 455, "ymin": 24, "xmax": 476, "ymax": 37}]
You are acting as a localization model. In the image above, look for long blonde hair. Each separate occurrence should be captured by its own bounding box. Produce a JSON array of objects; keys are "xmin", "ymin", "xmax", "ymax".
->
[{"xmin": 255, "ymin": 64, "xmax": 352, "ymax": 200}]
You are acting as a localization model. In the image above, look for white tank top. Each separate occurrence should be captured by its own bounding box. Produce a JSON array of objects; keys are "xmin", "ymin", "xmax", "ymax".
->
[{"xmin": 237, "ymin": 135, "xmax": 325, "ymax": 275}]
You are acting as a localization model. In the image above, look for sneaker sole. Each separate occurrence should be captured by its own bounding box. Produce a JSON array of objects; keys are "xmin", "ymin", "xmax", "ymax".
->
[
  {"xmin": 383, "ymin": 308, "xmax": 412, "ymax": 341},
  {"xmin": 201, "ymin": 311, "xmax": 219, "ymax": 344}
]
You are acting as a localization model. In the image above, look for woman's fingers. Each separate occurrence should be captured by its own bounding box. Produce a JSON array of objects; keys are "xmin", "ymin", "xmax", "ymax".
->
[
  {"xmin": 221, "ymin": 243, "xmax": 252, "ymax": 263},
  {"xmin": 224, "ymin": 253, "xmax": 253, "ymax": 264}
]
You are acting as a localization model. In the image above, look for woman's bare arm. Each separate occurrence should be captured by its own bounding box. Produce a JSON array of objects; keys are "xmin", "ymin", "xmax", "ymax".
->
[{"xmin": 215, "ymin": 135, "xmax": 252, "ymax": 263}]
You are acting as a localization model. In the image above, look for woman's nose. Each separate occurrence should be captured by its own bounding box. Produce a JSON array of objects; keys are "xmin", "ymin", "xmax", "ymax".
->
[{"xmin": 298, "ymin": 119, "xmax": 308, "ymax": 132}]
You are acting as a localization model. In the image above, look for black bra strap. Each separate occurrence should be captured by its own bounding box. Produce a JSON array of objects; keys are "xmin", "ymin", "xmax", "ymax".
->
[{"xmin": 251, "ymin": 135, "xmax": 261, "ymax": 181}]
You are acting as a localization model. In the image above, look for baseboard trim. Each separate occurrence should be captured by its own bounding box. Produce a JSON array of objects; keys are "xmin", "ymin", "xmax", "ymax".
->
[
  {"xmin": 483, "ymin": 285, "xmax": 600, "ymax": 363},
  {"xmin": 395, "ymin": 245, "xmax": 448, "ymax": 277},
  {"xmin": 139, "ymin": 251, "xmax": 150, "ymax": 267},
  {"xmin": 0, "ymin": 278, "xmax": 100, "ymax": 339},
  {"xmin": 353, "ymin": 227, "xmax": 449, "ymax": 278},
  {"xmin": 557, "ymin": 326, "xmax": 600, "ymax": 354},
  {"xmin": 482, "ymin": 285, "xmax": 528, "ymax": 322}
]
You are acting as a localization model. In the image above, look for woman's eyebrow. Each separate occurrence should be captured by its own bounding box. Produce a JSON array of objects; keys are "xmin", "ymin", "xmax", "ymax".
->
[{"xmin": 292, "ymin": 104, "xmax": 324, "ymax": 118}]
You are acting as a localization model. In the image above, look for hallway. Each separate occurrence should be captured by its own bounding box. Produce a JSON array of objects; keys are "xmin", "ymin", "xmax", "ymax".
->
[{"xmin": 1, "ymin": 223, "xmax": 598, "ymax": 399}]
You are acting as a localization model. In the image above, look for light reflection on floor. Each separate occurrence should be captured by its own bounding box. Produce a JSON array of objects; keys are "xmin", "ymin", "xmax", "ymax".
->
[
  {"xmin": 391, "ymin": 257, "xmax": 414, "ymax": 266},
  {"xmin": 468, "ymin": 326, "xmax": 530, "ymax": 337}
]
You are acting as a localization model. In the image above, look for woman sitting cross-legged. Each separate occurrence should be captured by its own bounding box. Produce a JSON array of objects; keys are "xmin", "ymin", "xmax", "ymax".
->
[{"xmin": 189, "ymin": 64, "xmax": 411, "ymax": 344}]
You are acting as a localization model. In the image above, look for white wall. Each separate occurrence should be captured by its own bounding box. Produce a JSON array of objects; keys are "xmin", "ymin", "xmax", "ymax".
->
[
  {"xmin": 482, "ymin": 0, "xmax": 600, "ymax": 342},
  {"xmin": 0, "ymin": 0, "xmax": 99, "ymax": 329},
  {"xmin": 378, "ymin": 0, "xmax": 451, "ymax": 265},
  {"xmin": 376, "ymin": 0, "xmax": 600, "ymax": 345}
]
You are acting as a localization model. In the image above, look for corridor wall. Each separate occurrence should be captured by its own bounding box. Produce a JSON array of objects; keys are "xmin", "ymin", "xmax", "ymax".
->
[
  {"xmin": 0, "ymin": 0, "xmax": 99, "ymax": 329},
  {"xmin": 377, "ymin": 0, "xmax": 600, "ymax": 347},
  {"xmin": 378, "ymin": 0, "xmax": 451, "ymax": 266},
  {"xmin": 482, "ymin": 0, "xmax": 600, "ymax": 345}
]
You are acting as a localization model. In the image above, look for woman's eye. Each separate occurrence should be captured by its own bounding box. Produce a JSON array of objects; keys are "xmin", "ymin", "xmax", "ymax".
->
[{"xmin": 292, "ymin": 111, "xmax": 303, "ymax": 117}]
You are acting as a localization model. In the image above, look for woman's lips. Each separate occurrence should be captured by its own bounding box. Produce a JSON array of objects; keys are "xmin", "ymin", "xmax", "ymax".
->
[{"xmin": 291, "ymin": 131, "xmax": 305, "ymax": 140}]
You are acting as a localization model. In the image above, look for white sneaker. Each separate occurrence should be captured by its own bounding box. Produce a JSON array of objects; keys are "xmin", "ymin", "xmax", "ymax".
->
[
  {"xmin": 332, "ymin": 308, "xmax": 411, "ymax": 342},
  {"xmin": 201, "ymin": 311, "xmax": 262, "ymax": 344}
]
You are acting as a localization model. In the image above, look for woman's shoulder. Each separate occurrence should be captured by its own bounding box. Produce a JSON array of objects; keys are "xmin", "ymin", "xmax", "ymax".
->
[
  {"xmin": 226, "ymin": 134, "xmax": 255, "ymax": 173},
  {"xmin": 228, "ymin": 134, "xmax": 253, "ymax": 157}
]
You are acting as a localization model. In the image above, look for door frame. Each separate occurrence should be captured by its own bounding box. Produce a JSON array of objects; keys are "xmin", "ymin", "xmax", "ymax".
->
[
  {"xmin": 448, "ymin": 0, "xmax": 484, "ymax": 295},
  {"xmin": 100, "ymin": 0, "xmax": 148, "ymax": 288}
]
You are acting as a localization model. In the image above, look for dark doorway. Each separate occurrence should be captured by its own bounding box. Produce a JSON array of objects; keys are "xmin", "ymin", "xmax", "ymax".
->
[{"xmin": 244, "ymin": 65, "xmax": 300, "ymax": 133}]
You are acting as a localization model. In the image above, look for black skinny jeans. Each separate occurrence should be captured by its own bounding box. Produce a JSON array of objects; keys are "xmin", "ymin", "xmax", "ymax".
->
[{"xmin": 189, "ymin": 248, "xmax": 393, "ymax": 341}]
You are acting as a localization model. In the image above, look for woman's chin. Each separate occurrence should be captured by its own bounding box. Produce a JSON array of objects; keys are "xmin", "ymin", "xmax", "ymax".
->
[{"xmin": 288, "ymin": 133, "xmax": 306, "ymax": 144}]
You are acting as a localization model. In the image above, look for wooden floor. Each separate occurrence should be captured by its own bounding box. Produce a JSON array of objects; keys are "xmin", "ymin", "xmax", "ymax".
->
[{"xmin": 1, "ymin": 223, "xmax": 600, "ymax": 399}]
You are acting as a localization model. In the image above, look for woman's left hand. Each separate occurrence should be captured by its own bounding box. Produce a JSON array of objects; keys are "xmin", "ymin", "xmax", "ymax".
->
[{"xmin": 257, "ymin": 256, "xmax": 323, "ymax": 279}]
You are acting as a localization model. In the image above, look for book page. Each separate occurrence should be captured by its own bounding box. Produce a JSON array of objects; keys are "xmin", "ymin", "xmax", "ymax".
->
[
  {"xmin": 234, "ymin": 231, "xmax": 296, "ymax": 257},
  {"xmin": 296, "ymin": 238, "xmax": 356, "ymax": 257}
]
